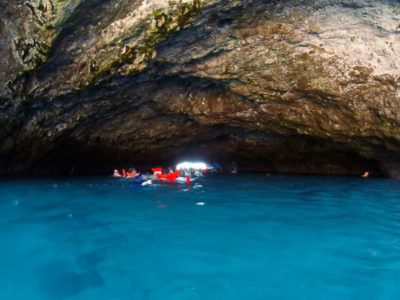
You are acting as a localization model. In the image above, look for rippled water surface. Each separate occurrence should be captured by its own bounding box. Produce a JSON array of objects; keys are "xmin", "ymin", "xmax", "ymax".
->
[{"xmin": 1, "ymin": 175, "xmax": 400, "ymax": 299}]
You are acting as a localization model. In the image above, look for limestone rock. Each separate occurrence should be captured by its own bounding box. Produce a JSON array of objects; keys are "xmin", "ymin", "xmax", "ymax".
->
[{"xmin": 0, "ymin": 0, "xmax": 399, "ymax": 176}]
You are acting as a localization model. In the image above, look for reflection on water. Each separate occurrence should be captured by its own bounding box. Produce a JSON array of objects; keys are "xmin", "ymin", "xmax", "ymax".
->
[{"xmin": 0, "ymin": 175, "xmax": 400, "ymax": 299}]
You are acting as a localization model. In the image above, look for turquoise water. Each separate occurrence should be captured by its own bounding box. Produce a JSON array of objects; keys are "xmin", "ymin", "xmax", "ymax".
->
[{"xmin": 1, "ymin": 175, "xmax": 400, "ymax": 300}]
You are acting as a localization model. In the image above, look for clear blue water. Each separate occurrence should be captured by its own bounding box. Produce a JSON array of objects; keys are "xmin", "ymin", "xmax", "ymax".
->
[{"xmin": 1, "ymin": 175, "xmax": 400, "ymax": 300}]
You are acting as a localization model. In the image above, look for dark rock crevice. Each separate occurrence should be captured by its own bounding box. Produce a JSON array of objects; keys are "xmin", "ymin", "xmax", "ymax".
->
[{"xmin": 7, "ymin": 132, "xmax": 384, "ymax": 177}]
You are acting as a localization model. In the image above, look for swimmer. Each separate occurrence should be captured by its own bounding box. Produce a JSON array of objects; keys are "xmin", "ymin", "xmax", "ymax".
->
[
  {"xmin": 112, "ymin": 169, "xmax": 122, "ymax": 177},
  {"xmin": 362, "ymin": 171, "xmax": 369, "ymax": 178},
  {"xmin": 126, "ymin": 168, "xmax": 138, "ymax": 178}
]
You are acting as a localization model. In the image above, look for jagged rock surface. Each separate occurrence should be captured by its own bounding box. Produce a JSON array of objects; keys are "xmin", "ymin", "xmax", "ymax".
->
[{"xmin": 0, "ymin": 0, "xmax": 400, "ymax": 176}]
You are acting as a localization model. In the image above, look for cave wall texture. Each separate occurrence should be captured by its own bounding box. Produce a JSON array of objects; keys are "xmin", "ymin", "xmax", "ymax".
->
[{"xmin": 0, "ymin": 0, "xmax": 400, "ymax": 176}]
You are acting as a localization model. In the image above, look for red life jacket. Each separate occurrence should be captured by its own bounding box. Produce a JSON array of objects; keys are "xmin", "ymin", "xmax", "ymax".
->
[{"xmin": 152, "ymin": 167, "xmax": 163, "ymax": 173}]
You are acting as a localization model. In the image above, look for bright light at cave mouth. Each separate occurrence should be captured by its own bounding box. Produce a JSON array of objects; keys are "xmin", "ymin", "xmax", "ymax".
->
[{"xmin": 176, "ymin": 161, "xmax": 208, "ymax": 170}]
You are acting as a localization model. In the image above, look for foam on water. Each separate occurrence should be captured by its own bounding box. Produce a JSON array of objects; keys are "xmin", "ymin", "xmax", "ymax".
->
[{"xmin": 1, "ymin": 175, "xmax": 400, "ymax": 300}]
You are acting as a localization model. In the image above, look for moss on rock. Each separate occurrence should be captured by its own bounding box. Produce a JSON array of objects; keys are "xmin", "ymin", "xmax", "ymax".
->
[{"xmin": 84, "ymin": 0, "xmax": 203, "ymax": 85}]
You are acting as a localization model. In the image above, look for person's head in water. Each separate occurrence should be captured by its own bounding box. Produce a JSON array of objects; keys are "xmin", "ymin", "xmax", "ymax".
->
[
  {"xmin": 362, "ymin": 171, "xmax": 369, "ymax": 178},
  {"xmin": 113, "ymin": 169, "xmax": 121, "ymax": 177}
]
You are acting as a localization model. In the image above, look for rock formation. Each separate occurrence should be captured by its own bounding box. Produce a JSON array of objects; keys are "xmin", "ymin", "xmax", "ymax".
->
[{"xmin": 0, "ymin": 0, "xmax": 399, "ymax": 176}]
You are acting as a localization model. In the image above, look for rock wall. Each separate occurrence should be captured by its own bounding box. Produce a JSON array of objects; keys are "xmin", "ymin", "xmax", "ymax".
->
[{"xmin": 0, "ymin": 0, "xmax": 399, "ymax": 176}]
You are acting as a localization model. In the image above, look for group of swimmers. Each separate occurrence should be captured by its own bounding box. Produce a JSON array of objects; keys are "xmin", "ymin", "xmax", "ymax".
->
[
  {"xmin": 112, "ymin": 161, "xmax": 227, "ymax": 182},
  {"xmin": 112, "ymin": 163, "xmax": 372, "ymax": 183},
  {"xmin": 112, "ymin": 168, "xmax": 139, "ymax": 178},
  {"xmin": 111, "ymin": 164, "xmax": 213, "ymax": 184}
]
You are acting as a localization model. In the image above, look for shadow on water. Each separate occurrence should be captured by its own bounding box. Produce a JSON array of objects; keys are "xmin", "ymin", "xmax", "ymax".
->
[{"xmin": 39, "ymin": 260, "xmax": 105, "ymax": 299}]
